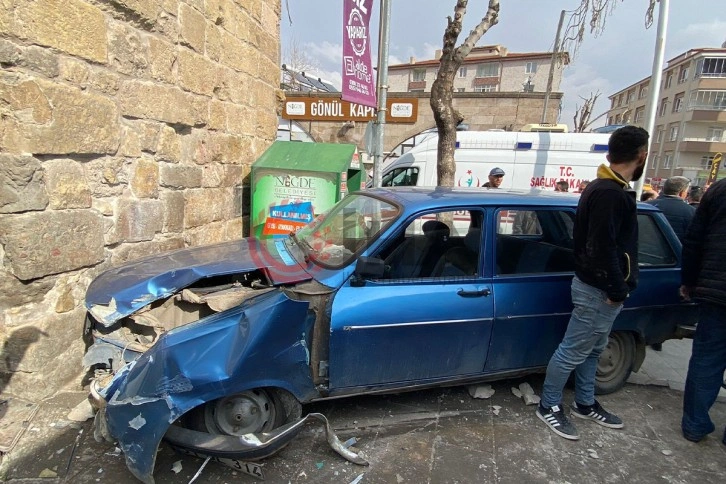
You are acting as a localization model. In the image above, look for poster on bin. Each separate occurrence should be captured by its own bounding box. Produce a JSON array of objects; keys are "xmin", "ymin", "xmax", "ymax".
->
[
  {"xmin": 342, "ymin": 0, "xmax": 376, "ymax": 108},
  {"xmin": 252, "ymin": 170, "xmax": 338, "ymax": 238}
]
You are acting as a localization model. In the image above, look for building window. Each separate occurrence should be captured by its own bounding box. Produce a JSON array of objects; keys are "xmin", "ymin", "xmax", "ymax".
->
[
  {"xmin": 611, "ymin": 98, "xmax": 616, "ymax": 109},
  {"xmin": 615, "ymin": 114, "xmax": 622, "ymax": 124},
  {"xmin": 688, "ymin": 90, "xmax": 726, "ymax": 110},
  {"xmin": 456, "ymin": 87, "xmax": 466, "ymax": 93},
  {"xmin": 678, "ymin": 66, "xmax": 689, "ymax": 83},
  {"xmin": 696, "ymin": 57, "xmax": 726, "ymax": 78},
  {"xmin": 659, "ymin": 98, "xmax": 668, "ymax": 116},
  {"xmin": 458, "ymin": 67, "xmax": 467, "ymax": 78},
  {"xmin": 673, "ymin": 93, "xmax": 684, "ymax": 113},
  {"xmin": 639, "ymin": 85, "xmax": 649, "ymax": 99},
  {"xmin": 474, "ymin": 84, "xmax": 497, "ymax": 92},
  {"xmin": 707, "ymin": 127, "xmax": 724, "ymax": 141},
  {"xmin": 651, "ymin": 154, "xmax": 659, "ymax": 169},
  {"xmin": 412, "ymin": 69, "xmax": 426, "ymax": 82},
  {"xmin": 525, "ymin": 62, "xmax": 537, "ymax": 74},
  {"xmin": 669, "ymin": 124, "xmax": 679, "ymax": 142},
  {"xmin": 607, "ymin": 116, "xmax": 614, "ymax": 125},
  {"xmin": 700, "ymin": 155, "xmax": 716, "ymax": 169},
  {"xmin": 663, "ymin": 153, "xmax": 673, "ymax": 169},
  {"xmin": 634, "ymin": 107, "xmax": 645, "ymax": 124},
  {"xmin": 476, "ymin": 62, "xmax": 499, "ymax": 77},
  {"xmin": 656, "ymin": 125, "xmax": 665, "ymax": 143},
  {"xmin": 618, "ymin": 93, "xmax": 624, "ymax": 106},
  {"xmin": 627, "ymin": 91, "xmax": 635, "ymax": 103},
  {"xmin": 408, "ymin": 89, "xmax": 425, "ymax": 93},
  {"xmin": 664, "ymin": 71, "xmax": 673, "ymax": 89}
]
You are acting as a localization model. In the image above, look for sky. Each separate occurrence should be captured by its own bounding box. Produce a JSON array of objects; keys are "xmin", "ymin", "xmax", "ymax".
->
[{"xmin": 280, "ymin": 0, "xmax": 726, "ymax": 130}]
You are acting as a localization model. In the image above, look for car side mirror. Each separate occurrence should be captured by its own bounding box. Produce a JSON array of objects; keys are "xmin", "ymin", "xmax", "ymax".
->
[{"xmin": 351, "ymin": 256, "xmax": 385, "ymax": 287}]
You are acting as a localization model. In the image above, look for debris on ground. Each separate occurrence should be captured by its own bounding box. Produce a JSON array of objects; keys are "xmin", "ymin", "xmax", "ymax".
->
[
  {"xmin": 661, "ymin": 449, "xmax": 673, "ymax": 456},
  {"xmin": 587, "ymin": 449, "xmax": 599, "ymax": 459},
  {"xmin": 349, "ymin": 473, "xmax": 365, "ymax": 484},
  {"xmin": 512, "ymin": 383, "xmax": 540, "ymax": 406},
  {"xmin": 171, "ymin": 460, "xmax": 183, "ymax": 473},
  {"xmin": 491, "ymin": 405, "xmax": 502, "ymax": 416},
  {"xmin": 468, "ymin": 384, "xmax": 495, "ymax": 399},
  {"xmin": 39, "ymin": 468, "xmax": 57, "ymax": 478},
  {"xmin": 67, "ymin": 398, "xmax": 95, "ymax": 422}
]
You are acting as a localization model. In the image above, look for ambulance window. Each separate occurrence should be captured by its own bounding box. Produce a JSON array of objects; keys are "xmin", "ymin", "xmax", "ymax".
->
[{"xmin": 382, "ymin": 167, "xmax": 419, "ymax": 187}]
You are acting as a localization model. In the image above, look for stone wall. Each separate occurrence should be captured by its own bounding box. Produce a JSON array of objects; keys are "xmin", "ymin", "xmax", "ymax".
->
[{"xmin": 0, "ymin": 0, "xmax": 281, "ymax": 400}]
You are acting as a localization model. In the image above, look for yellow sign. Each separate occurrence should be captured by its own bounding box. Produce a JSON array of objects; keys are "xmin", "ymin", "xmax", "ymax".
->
[{"xmin": 707, "ymin": 152, "xmax": 723, "ymax": 184}]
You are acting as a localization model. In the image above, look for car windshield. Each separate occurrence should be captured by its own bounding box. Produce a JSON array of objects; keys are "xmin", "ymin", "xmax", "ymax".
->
[{"xmin": 294, "ymin": 193, "xmax": 400, "ymax": 268}]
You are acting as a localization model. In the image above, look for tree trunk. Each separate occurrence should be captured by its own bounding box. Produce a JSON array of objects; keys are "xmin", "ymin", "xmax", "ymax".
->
[{"xmin": 430, "ymin": 0, "xmax": 499, "ymax": 187}]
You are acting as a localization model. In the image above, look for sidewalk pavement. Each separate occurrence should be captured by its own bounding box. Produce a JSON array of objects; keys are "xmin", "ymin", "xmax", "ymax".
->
[{"xmin": 1, "ymin": 338, "xmax": 725, "ymax": 483}]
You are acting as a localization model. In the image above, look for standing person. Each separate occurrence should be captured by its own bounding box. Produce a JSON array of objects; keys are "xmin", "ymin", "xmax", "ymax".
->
[
  {"xmin": 536, "ymin": 126, "xmax": 649, "ymax": 440},
  {"xmin": 646, "ymin": 176, "xmax": 695, "ymax": 244},
  {"xmin": 687, "ymin": 186, "xmax": 703, "ymax": 208},
  {"xmin": 483, "ymin": 167, "xmax": 505, "ymax": 188},
  {"xmin": 679, "ymin": 178, "xmax": 726, "ymax": 444}
]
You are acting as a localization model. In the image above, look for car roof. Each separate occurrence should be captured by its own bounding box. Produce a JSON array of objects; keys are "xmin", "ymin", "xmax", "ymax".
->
[{"xmin": 363, "ymin": 186, "xmax": 660, "ymax": 213}]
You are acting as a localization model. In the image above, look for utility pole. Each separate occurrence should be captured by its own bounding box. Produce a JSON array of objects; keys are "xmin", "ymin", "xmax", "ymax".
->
[
  {"xmin": 633, "ymin": 0, "xmax": 669, "ymax": 197},
  {"xmin": 372, "ymin": 0, "xmax": 391, "ymax": 188},
  {"xmin": 542, "ymin": 10, "xmax": 565, "ymax": 124}
]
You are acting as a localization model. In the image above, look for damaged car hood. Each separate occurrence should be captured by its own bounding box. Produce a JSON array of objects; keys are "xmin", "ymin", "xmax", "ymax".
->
[{"xmin": 86, "ymin": 238, "xmax": 310, "ymax": 326}]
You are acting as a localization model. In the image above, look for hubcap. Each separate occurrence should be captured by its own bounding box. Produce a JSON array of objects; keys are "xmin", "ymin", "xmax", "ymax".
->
[{"xmin": 205, "ymin": 389, "xmax": 275, "ymax": 435}]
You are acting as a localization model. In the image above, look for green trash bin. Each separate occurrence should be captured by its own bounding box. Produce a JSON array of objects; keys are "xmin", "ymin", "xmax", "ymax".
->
[{"xmin": 250, "ymin": 141, "xmax": 363, "ymax": 239}]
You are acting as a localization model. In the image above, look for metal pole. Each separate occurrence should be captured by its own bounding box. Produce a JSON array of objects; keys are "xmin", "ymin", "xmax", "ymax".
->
[
  {"xmin": 372, "ymin": 0, "xmax": 391, "ymax": 188},
  {"xmin": 542, "ymin": 10, "xmax": 565, "ymax": 124},
  {"xmin": 633, "ymin": 0, "xmax": 669, "ymax": 197}
]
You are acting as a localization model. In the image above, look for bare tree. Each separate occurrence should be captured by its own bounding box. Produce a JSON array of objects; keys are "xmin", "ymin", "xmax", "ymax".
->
[
  {"xmin": 431, "ymin": 0, "xmax": 658, "ymax": 186},
  {"xmin": 281, "ymin": 37, "xmax": 320, "ymax": 91},
  {"xmin": 430, "ymin": 0, "xmax": 500, "ymax": 187},
  {"xmin": 572, "ymin": 91, "xmax": 601, "ymax": 132}
]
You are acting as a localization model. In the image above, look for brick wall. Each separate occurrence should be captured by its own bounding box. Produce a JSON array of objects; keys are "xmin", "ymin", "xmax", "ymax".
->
[{"xmin": 0, "ymin": 0, "xmax": 281, "ymax": 400}]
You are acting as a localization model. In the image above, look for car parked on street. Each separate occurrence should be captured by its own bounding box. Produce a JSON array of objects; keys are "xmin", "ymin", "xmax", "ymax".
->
[{"xmin": 84, "ymin": 187, "xmax": 697, "ymax": 483}]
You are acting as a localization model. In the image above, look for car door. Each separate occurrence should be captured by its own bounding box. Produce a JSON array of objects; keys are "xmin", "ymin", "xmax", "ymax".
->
[
  {"xmin": 486, "ymin": 207, "xmax": 576, "ymax": 372},
  {"xmin": 328, "ymin": 209, "xmax": 495, "ymax": 389}
]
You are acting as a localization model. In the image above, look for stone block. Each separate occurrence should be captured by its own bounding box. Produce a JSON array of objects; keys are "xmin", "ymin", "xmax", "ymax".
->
[
  {"xmin": 148, "ymin": 36, "xmax": 176, "ymax": 84},
  {"xmin": 105, "ymin": 0, "xmax": 162, "ymax": 27},
  {"xmin": 12, "ymin": 0, "xmax": 107, "ymax": 63},
  {"xmin": 157, "ymin": 126, "xmax": 182, "ymax": 162},
  {"xmin": 202, "ymin": 164, "xmax": 244, "ymax": 188},
  {"xmin": 86, "ymin": 67, "xmax": 121, "ymax": 94},
  {"xmin": 0, "ymin": 210, "xmax": 104, "ymax": 280},
  {"xmin": 188, "ymin": 131, "xmax": 247, "ymax": 165},
  {"xmin": 129, "ymin": 119, "xmax": 162, "ymax": 153},
  {"xmin": 205, "ymin": 24, "xmax": 223, "ymax": 62},
  {"xmin": 218, "ymin": 30, "xmax": 248, "ymax": 72},
  {"xmin": 0, "ymin": 154, "xmax": 49, "ymax": 214},
  {"xmin": 59, "ymin": 57, "xmax": 90, "ymax": 85},
  {"xmin": 44, "ymin": 159, "xmax": 92, "ymax": 209},
  {"xmin": 115, "ymin": 197, "xmax": 164, "ymax": 242},
  {"xmin": 185, "ymin": 220, "xmax": 228, "ymax": 246},
  {"xmin": 217, "ymin": 67, "xmax": 250, "ymax": 104},
  {"xmin": 209, "ymin": 100, "xmax": 227, "ymax": 130},
  {"xmin": 108, "ymin": 21, "xmax": 149, "ymax": 77},
  {"xmin": 184, "ymin": 188, "xmax": 230, "ymax": 228},
  {"xmin": 119, "ymin": 81, "xmax": 208, "ymax": 127},
  {"xmin": 161, "ymin": 190, "xmax": 185, "ymax": 233},
  {"xmin": 130, "ymin": 158, "xmax": 159, "ymax": 198},
  {"xmin": 0, "ymin": 39, "xmax": 22, "ymax": 66},
  {"xmin": 179, "ymin": 2, "xmax": 206, "ymax": 53},
  {"xmin": 160, "ymin": 163, "xmax": 203, "ymax": 189},
  {"xmin": 0, "ymin": 268, "xmax": 55, "ymax": 311},
  {"xmin": 1, "ymin": 76, "xmax": 121, "ymax": 155},
  {"xmin": 110, "ymin": 237, "xmax": 185, "ymax": 266},
  {"xmin": 92, "ymin": 198, "xmax": 114, "ymax": 216},
  {"xmin": 118, "ymin": 126, "xmax": 142, "ymax": 157},
  {"xmin": 178, "ymin": 48, "xmax": 217, "ymax": 96},
  {"xmin": 154, "ymin": 9, "xmax": 180, "ymax": 40},
  {"xmin": 85, "ymin": 156, "xmax": 129, "ymax": 197},
  {"xmin": 20, "ymin": 45, "xmax": 60, "ymax": 78}
]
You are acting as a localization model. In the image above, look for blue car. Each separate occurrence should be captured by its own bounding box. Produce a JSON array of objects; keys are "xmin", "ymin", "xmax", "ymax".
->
[{"xmin": 84, "ymin": 187, "xmax": 697, "ymax": 483}]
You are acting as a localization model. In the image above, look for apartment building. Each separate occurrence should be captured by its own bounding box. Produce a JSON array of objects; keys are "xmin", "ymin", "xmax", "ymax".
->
[
  {"xmin": 606, "ymin": 44, "xmax": 726, "ymax": 187},
  {"xmin": 387, "ymin": 45, "xmax": 568, "ymax": 94}
]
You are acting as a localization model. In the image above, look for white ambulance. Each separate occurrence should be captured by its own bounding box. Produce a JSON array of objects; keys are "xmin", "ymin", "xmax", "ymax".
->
[{"xmin": 380, "ymin": 130, "xmax": 612, "ymax": 191}]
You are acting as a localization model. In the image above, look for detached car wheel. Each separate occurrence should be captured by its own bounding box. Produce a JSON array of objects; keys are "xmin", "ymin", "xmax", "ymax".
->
[
  {"xmin": 186, "ymin": 388, "xmax": 302, "ymax": 435},
  {"xmin": 595, "ymin": 332, "xmax": 636, "ymax": 395}
]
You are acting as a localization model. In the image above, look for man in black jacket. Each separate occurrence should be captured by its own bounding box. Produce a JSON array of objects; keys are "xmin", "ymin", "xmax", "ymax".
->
[
  {"xmin": 680, "ymin": 178, "xmax": 726, "ymax": 444},
  {"xmin": 647, "ymin": 176, "xmax": 695, "ymax": 243},
  {"xmin": 537, "ymin": 126, "xmax": 649, "ymax": 440}
]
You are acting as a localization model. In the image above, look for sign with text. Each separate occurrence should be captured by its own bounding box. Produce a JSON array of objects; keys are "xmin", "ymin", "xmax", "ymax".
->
[
  {"xmin": 707, "ymin": 152, "xmax": 723, "ymax": 184},
  {"xmin": 282, "ymin": 97, "xmax": 418, "ymax": 123},
  {"xmin": 342, "ymin": 0, "xmax": 376, "ymax": 108}
]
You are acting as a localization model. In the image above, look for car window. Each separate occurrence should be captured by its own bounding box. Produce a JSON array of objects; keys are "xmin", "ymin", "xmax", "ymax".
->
[
  {"xmin": 376, "ymin": 210, "xmax": 483, "ymax": 280},
  {"xmin": 382, "ymin": 167, "xmax": 419, "ymax": 187},
  {"xmin": 496, "ymin": 208, "xmax": 575, "ymax": 275},
  {"xmin": 638, "ymin": 213, "xmax": 677, "ymax": 266}
]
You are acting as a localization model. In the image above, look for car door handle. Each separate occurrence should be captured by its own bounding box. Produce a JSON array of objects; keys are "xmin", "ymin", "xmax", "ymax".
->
[{"xmin": 457, "ymin": 288, "xmax": 491, "ymax": 298}]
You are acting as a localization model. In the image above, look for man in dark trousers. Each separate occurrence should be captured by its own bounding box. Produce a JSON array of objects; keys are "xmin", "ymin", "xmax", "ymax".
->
[
  {"xmin": 680, "ymin": 178, "xmax": 726, "ymax": 444},
  {"xmin": 647, "ymin": 176, "xmax": 695, "ymax": 243},
  {"xmin": 537, "ymin": 126, "xmax": 649, "ymax": 440}
]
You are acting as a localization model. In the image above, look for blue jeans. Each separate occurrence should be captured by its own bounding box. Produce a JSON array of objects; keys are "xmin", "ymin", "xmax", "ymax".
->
[
  {"xmin": 541, "ymin": 277, "xmax": 623, "ymax": 408},
  {"xmin": 682, "ymin": 302, "xmax": 726, "ymax": 440}
]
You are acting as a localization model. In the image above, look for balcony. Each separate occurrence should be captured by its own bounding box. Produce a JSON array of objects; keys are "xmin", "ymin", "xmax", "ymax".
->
[
  {"xmin": 407, "ymin": 80, "xmax": 427, "ymax": 91},
  {"xmin": 678, "ymin": 137, "xmax": 726, "ymax": 153}
]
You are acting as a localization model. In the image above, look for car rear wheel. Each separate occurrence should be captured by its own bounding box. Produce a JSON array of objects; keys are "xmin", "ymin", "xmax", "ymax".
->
[
  {"xmin": 596, "ymin": 332, "xmax": 636, "ymax": 395},
  {"xmin": 186, "ymin": 388, "xmax": 302, "ymax": 436}
]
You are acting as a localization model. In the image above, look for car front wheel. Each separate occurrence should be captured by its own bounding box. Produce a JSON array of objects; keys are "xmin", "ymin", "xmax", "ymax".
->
[{"xmin": 595, "ymin": 331, "xmax": 636, "ymax": 395}]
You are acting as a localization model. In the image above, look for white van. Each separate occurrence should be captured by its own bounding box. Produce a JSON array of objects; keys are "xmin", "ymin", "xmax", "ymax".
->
[{"xmin": 381, "ymin": 131, "xmax": 612, "ymax": 191}]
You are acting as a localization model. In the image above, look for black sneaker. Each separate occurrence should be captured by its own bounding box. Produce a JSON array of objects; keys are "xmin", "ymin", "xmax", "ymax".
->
[
  {"xmin": 536, "ymin": 404, "xmax": 579, "ymax": 440},
  {"xmin": 570, "ymin": 400, "xmax": 624, "ymax": 429}
]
